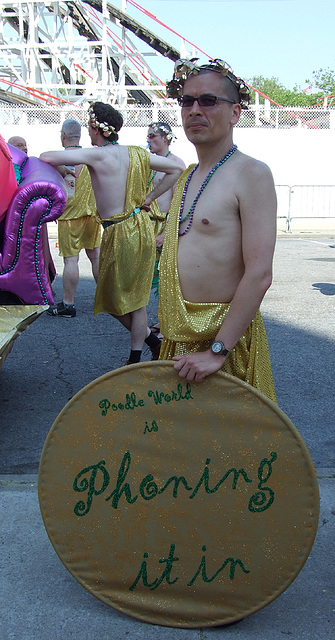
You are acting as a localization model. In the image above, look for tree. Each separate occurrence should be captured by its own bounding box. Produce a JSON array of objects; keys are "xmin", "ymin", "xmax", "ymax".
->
[
  {"xmin": 306, "ymin": 68, "xmax": 335, "ymax": 95},
  {"xmin": 247, "ymin": 75, "xmax": 323, "ymax": 107}
]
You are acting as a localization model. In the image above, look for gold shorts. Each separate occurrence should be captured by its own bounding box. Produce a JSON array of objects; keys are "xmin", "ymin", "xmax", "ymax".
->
[{"xmin": 58, "ymin": 217, "xmax": 101, "ymax": 257}]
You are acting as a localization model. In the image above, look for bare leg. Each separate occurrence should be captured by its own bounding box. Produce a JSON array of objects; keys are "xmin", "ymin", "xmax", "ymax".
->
[
  {"xmin": 63, "ymin": 255, "xmax": 80, "ymax": 304},
  {"xmin": 129, "ymin": 307, "xmax": 148, "ymax": 350},
  {"xmin": 86, "ymin": 247, "xmax": 100, "ymax": 283},
  {"xmin": 112, "ymin": 308, "xmax": 147, "ymax": 347},
  {"xmin": 112, "ymin": 313, "xmax": 132, "ymax": 331}
]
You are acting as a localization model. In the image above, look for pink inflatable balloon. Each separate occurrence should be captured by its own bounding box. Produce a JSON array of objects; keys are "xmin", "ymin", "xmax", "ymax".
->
[{"xmin": 0, "ymin": 134, "xmax": 18, "ymax": 221}]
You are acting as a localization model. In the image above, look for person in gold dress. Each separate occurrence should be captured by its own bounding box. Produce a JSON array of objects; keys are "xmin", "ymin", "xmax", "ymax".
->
[
  {"xmin": 146, "ymin": 122, "xmax": 186, "ymax": 333},
  {"xmin": 40, "ymin": 102, "xmax": 183, "ymax": 364},
  {"xmin": 158, "ymin": 59, "xmax": 277, "ymax": 403},
  {"xmin": 47, "ymin": 119, "xmax": 101, "ymax": 318}
]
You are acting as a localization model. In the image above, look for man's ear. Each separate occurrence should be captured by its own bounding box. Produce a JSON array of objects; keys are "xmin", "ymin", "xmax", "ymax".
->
[{"xmin": 231, "ymin": 103, "xmax": 242, "ymax": 125}]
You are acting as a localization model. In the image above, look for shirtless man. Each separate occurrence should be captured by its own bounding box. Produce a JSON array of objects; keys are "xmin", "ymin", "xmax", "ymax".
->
[
  {"xmin": 147, "ymin": 122, "xmax": 185, "ymax": 247},
  {"xmin": 47, "ymin": 119, "xmax": 101, "ymax": 318},
  {"xmin": 158, "ymin": 59, "xmax": 277, "ymax": 402},
  {"xmin": 146, "ymin": 122, "xmax": 185, "ymax": 331},
  {"xmin": 40, "ymin": 102, "xmax": 183, "ymax": 365}
]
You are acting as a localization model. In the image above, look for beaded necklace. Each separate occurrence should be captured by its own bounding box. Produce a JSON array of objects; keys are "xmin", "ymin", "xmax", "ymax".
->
[
  {"xmin": 178, "ymin": 144, "xmax": 237, "ymax": 236},
  {"xmin": 102, "ymin": 141, "xmax": 118, "ymax": 146},
  {"xmin": 147, "ymin": 150, "xmax": 171, "ymax": 186},
  {"xmin": 64, "ymin": 145, "xmax": 82, "ymax": 149}
]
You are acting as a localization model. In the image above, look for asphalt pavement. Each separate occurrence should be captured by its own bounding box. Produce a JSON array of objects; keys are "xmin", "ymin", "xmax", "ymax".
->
[{"xmin": 0, "ymin": 228, "xmax": 334, "ymax": 639}]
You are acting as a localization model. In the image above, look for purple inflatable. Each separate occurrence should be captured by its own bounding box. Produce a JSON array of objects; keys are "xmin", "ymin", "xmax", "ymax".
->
[{"xmin": 0, "ymin": 144, "xmax": 67, "ymax": 305}]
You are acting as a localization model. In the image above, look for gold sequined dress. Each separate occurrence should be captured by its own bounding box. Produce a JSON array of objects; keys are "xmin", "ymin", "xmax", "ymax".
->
[
  {"xmin": 148, "ymin": 196, "xmax": 168, "ymax": 238},
  {"xmin": 158, "ymin": 167, "xmax": 277, "ymax": 403},
  {"xmin": 94, "ymin": 146, "xmax": 155, "ymax": 317},
  {"xmin": 58, "ymin": 165, "xmax": 101, "ymax": 257},
  {"xmin": 147, "ymin": 183, "xmax": 168, "ymax": 293}
]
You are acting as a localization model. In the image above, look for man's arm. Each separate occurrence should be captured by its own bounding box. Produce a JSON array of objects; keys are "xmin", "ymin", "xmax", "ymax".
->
[
  {"xmin": 142, "ymin": 155, "xmax": 183, "ymax": 209},
  {"xmin": 173, "ymin": 160, "xmax": 277, "ymax": 382},
  {"xmin": 40, "ymin": 147, "xmax": 100, "ymax": 167}
]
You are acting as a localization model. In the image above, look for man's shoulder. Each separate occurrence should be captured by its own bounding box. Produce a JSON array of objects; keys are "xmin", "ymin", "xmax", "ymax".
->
[
  {"xmin": 236, "ymin": 150, "xmax": 273, "ymax": 177},
  {"xmin": 169, "ymin": 152, "xmax": 187, "ymax": 169}
]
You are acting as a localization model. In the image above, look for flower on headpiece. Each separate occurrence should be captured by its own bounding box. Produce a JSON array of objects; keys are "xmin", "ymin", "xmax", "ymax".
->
[
  {"xmin": 88, "ymin": 106, "xmax": 116, "ymax": 136},
  {"xmin": 151, "ymin": 123, "xmax": 176, "ymax": 142}
]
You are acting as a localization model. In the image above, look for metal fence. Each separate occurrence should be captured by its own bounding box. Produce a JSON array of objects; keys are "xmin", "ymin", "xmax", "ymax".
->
[
  {"xmin": 1, "ymin": 102, "xmax": 334, "ymax": 230},
  {"xmin": 276, "ymin": 185, "xmax": 335, "ymax": 231},
  {"xmin": 0, "ymin": 103, "xmax": 334, "ymax": 129}
]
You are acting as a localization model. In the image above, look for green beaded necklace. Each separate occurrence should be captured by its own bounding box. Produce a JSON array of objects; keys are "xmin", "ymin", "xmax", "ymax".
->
[
  {"xmin": 179, "ymin": 144, "xmax": 237, "ymax": 236},
  {"xmin": 102, "ymin": 141, "xmax": 119, "ymax": 146}
]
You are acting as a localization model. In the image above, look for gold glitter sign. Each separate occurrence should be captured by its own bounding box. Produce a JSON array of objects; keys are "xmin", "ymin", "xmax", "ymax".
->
[{"xmin": 38, "ymin": 362, "xmax": 319, "ymax": 628}]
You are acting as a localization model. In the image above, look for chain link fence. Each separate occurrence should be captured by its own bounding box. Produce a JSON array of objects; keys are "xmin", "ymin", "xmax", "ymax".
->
[
  {"xmin": 2, "ymin": 103, "xmax": 335, "ymax": 231},
  {"xmin": 0, "ymin": 103, "xmax": 334, "ymax": 129}
]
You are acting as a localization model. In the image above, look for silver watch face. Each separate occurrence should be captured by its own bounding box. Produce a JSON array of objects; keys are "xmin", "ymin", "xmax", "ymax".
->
[{"xmin": 211, "ymin": 341, "xmax": 224, "ymax": 354}]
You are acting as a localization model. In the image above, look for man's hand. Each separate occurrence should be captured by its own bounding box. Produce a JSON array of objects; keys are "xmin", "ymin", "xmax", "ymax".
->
[
  {"xmin": 57, "ymin": 165, "xmax": 75, "ymax": 178},
  {"xmin": 155, "ymin": 231, "xmax": 165, "ymax": 248},
  {"xmin": 141, "ymin": 204, "xmax": 151, "ymax": 212},
  {"xmin": 172, "ymin": 350, "xmax": 226, "ymax": 382}
]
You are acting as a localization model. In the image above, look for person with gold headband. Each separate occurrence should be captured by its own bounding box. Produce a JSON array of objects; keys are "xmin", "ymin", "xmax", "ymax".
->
[
  {"xmin": 47, "ymin": 119, "xmax": 101, "ymax": 318},
  {"xmin": 40, "ymin": 102, "xmax": 183, "ymax": 364},
  {"xmin": 158, "ymin": 59, "xmax": 277, "ymax": 403},
  {"xmin": 146, "ymin": 122, "xmax": 186, "ymax": 333},
  {"xmin": 147, "ymin": 122, "xmax": 185, "ymax": 247}
]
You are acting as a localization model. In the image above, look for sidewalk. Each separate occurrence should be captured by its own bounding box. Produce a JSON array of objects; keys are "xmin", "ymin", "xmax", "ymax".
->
[
  {"xmin": 1, "ymin": 233, "xmax": 334, "ymax": 639},
  {"xmin": 0, "ymin": 470, "xmax": 333, "ymax": 640}
]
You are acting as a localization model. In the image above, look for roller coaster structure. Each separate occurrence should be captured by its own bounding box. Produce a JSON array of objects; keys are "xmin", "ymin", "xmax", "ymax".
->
[{"xmin": 0, "ymin": 0, "xmax": 195, "ymax": 106}]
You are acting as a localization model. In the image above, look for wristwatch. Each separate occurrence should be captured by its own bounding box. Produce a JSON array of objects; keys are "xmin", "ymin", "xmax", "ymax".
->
[{"xmin": 210, "ymin": 341, "xmax": 231, "ymax": 357}]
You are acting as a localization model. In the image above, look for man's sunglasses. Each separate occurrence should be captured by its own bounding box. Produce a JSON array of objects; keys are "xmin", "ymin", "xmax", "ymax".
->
[{"xmin": 177, "ymin": 94, "xmax": 235, "ymax": 108}]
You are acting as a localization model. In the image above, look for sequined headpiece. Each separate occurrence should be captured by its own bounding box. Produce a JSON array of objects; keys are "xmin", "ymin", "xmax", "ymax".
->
[
  {"xmin": 166, "ymin": 58, "xmax": 250, "ymax": 110},
  {"xmin": 88, "ymin": 105, "xmax": 116, "ymax": 137},
  {"xmin": 150, "ymin": 122, "xmax": 176, "ymax": 142}
]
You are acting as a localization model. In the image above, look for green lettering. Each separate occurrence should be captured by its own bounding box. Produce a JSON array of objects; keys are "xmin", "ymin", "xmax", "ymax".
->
[
  {"xmin": 147, "ymin": 390, "xmax": 165, "ymax": 405},
  {"xmin": 249, "ymin": 451, "xmax": 277, "ymax": 513},
  {"xmin": 99, "ymin": 399, "xmax": 110, "ymax": 416},
  {"xmin": 188, "ymin": 545, "xmax": 250, "ymax": 586},
  {"xmin": 73, "ymin": 460, "xmax": 110, "ymax": 516},
  {"xmin": 189, "ymin": 458, "xmax": 252, "ymax": 499},
  {"xmin": 158, "ymin": 475, "xmax": 192, "ymax": 498},
  {"xmin": 140, "ymin": 474, "xmax": 158, "ymax": 500},
  {"xmin": 105, "ymin": 451, "xmax": 138, "ymax": 509},
  {"xmin": 129, "ymin": 553, "xmax": 158, "ymax": 591}
]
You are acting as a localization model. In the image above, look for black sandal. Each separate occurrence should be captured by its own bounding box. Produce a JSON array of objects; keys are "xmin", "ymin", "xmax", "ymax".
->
[{"xmin": 149, "ymin": 324, "xmax": 161, "ymax": 334}]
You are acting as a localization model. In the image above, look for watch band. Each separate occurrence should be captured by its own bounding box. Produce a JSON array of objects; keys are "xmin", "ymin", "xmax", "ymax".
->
[{"xmin": 210, "ymin": 341, "xmax": 231, "ymax": 357}]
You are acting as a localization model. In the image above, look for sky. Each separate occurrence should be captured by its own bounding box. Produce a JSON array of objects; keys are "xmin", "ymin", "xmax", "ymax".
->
[{"xmin": 120, "ymin": 0, "xmax": 335, "ymax": 91}]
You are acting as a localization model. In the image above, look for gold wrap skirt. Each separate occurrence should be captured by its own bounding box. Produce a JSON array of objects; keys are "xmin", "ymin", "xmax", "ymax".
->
[
  {"xmin": 158, "ymin": 166, "xmax": 277, "ymax": 404},
  {"xmin": 58, "ymin": 217, "xmax": 101, "ymax": 257},
  {"xmin": 94, "ymin": 146, "xmax": 155, "ymax": 317}
]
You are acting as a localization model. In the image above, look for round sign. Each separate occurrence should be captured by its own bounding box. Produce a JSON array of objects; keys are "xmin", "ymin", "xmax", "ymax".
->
[{"xmin": 38, "ymin": 362, "xmax": 319, "ymax": 628}]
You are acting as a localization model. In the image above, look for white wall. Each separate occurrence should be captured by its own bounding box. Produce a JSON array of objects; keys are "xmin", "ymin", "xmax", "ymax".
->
[{"xmin": 4, "ymin": 121, "xmax": 334, "ymax": 188}]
